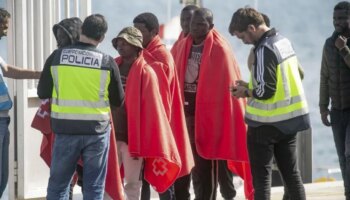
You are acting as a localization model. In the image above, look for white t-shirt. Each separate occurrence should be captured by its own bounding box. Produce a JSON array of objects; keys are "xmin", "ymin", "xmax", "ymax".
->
[{"xmin": 0, "ymin": 56, "xmax": 6, "ymax": 71}]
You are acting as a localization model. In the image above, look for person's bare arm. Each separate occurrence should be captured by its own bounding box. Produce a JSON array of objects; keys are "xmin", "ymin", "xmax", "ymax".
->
[{"xmin": 1, "ymin": 64, "xmax": 41, "ymax": 79}]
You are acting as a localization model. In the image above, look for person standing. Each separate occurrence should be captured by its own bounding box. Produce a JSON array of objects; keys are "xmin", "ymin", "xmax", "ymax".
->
[
  {"xmin": 229, "ymin": 7, "xmax": 310, "ymax": 200},
  {"xmin": 112, "ymin": 26, "xmax": 183, "ymax": 200},
  {"xmin": 133, "ymin": 12, "xmax": 194, "ymax": 200},
  {"xmin": 319, "ymin": 2, "xmax": 350, "ymax": 199},
  {"xmin": 171, "ymin": 5, "xmax": 202, "ymax": 200},
  {"xmin": 36, "ymin": 17, "xmax": 83, "ymax": 200},
  {"xmin": 37, "ymin": 14, "xmax": 124, "ymax": 199},
  {"xmin": 171, "ymin": 5, "xmax": 237, "ymax": 200},
  {"xmin": 172, "ymin": 8, "xmax": 253, "ymax": 200},
  {"xmin": 112, "ymin": 26, "xmax": 144, "ymax": 200},
  {"xmin": 170, "ymin": 5, "xmax": 198, "ymax": 55},
  {"xmin": 0, "ymin": 8, "xmax": 41, "ymax": 198}
]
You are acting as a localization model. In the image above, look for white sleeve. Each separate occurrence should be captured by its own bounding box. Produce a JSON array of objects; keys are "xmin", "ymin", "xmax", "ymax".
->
[{"xmin": 0, "ymin": 56, "xmax": 7, "ymax": 68}]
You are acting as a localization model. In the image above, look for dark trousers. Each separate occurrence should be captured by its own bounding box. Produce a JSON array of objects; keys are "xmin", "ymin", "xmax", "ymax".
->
[
  {"xmin": 173, "ymin": 162, "xmax": 235, "ymax": 200},
  {"xmin": 218, "ymin": 160, "xmax": 236, "ymax": 200},
  {"xmin": 174, "ymin": 175, "xmax": 191, "ymax": 200},
  {"xmin": 140, "ymin": 177, "xmax": 175, "ymax": 200},
  {"xmin": 192, "ymin": 143, "xmax": 218, "ymax": 200},
  {"xmin": 185, "ymin": 116, "xmax": 219, "ymax": 200},
  {"xmin": 247, "ymin": 125, "xmax": 305, "ymax": 200},
  {"xmin": 330, "ymin": 109, "xmax": 350, "ymax": 200}
]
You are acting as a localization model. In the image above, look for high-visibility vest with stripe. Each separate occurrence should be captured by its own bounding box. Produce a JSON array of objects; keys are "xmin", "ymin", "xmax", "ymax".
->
[
  {"xmin": 245, "ymin": 34, "xmax": 309, "ymax": 123},
  {"xmin": 51, "ymin": 48, "xmax": 111, "ymax": 122},
  {"xmin": 0, "ymin": 69, "xmax": 12, "ymax": 111}
]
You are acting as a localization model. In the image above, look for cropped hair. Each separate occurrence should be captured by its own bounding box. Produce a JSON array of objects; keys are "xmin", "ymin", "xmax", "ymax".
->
[
  {"xmin": 261, "ymin": 13, "xmax": 270, "ymax": 27},
  {"xmin": 0, "ymin": 8, "xmax": 10, "ymax": 24},
  {"xmin": 182, "ymin": 5, "xmax": 199, "ymax": 13},
  {"xmin": 133, "ymin": 12, "xmax": 159, "ymax": 33},
  {"xmin": 334, "ymin": 1, "xmax": 350, "ymax": 16},
  {"xmin": 193, "ymin": 8, "xmax": 213, "ymax": 25},
  {"xmin": 82, "ymin": 14, "xmax": 108, "ymax": 41},
  {"xmin": 229, "ymin": 7, "xmax": 265, "ymax": 33}
]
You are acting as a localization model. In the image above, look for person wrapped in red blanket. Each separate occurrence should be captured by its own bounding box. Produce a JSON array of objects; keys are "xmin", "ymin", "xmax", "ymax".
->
[
  {"xmin": 112, "ymin": 26, "xmax": 182, "ymax": 199},
  {"xmin": 170, "ymin": 5, "xmax": 198, "ymax": 56},
  {"xmin": 173, "ymin": 5, "xmax": 239, "ymax": 200},
  {"xmin": 133, "ymin": 12, "xmax": 194, "ymax": 200},
  {"xmin": 171, "ymin": 8, "xmax": 254, "ymax": 200}
]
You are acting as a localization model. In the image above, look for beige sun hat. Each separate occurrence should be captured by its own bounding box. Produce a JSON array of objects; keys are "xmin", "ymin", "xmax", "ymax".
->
[{"xmin": 113, "ymin": 26, "xmax": 143, "ymax": 49}]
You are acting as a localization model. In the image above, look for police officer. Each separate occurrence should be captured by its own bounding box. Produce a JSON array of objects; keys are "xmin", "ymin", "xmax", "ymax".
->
[
  {"xmin": 229, "ymin": 8, "xmax": 310, "ymax": 200},
  {"xmin": 37, "ymin": 14, "xmax": 124, "ymax": 199}
]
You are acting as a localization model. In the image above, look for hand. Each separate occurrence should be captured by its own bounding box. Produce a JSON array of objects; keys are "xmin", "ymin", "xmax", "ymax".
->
[
  {"xmin": 321, "ymin": 110, "xmax": 331, "ymax": 127},
  {"xmin": 236, "ymin": 80, "xmax": 248, "ymax": 87},
  {"xmin": 231, "ymin": 85, "xmax": 248, "ymax": 98},
  {"xmin": 335, "ymin": 35, "xmax": 347, "ymax": 50}
]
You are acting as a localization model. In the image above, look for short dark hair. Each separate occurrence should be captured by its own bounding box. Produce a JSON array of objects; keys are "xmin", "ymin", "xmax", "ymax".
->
[
  {"xmin": 133, "ymin": 12, "xmax": 159, "ymax": 33},
  {"xmin": 182, "ymin": 5, "xmax": 199, "ymax": 13},
  {"xmin": 261, "ymin": 13, "xmax": 270, "ymax": 27},
  {"xmin": 229, "ymin": 7, "xmax": 265, "ymax": 33},
  {"xmin": 334, "ymin": 1, "xmax": 350, "ymax": 15},
  {"xmin": 0, "ymin": 8, "xmax": 10, "ymax": 24},
  {"xmin": 81, "ymin": 14, "xmax": 107, "ymax": 41},
  {"xmin": 193, "ymin": 8, "xmax": 214, "ymax": 25}
]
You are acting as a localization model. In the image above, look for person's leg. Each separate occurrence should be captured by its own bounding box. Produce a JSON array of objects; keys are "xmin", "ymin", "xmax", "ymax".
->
[
  {"xmin": 158, "ymin": 184, "xmax": 175, "ymax": 200},
  {"xmin": 330, "ymin": 109, "xmax": 349, "ymax": 199},
  {"xmin": 76, "ymin": 164, "xmax": 83, "ymax": 190},
  {"xmin": 174, "ymin": 175, "xmax": 191, "ymax": 200},
  {"xmin": 0, "ymin": 117, "xmax": 9, "ymax": 198},
  {"xmin": 274, "ymin": 133, "xmax": 305, "ymax": 200},
  {"xmin": 81, "ymin": 130, "xmax": 111, "ymax": 200},
  {"xmin": 47, "ymin": 134, "xmax": 82, "ymax": 200},
  {"xmin": 342, "ymin": 110, "xmax": 350, "ymax": 200},
  {"xmin": 118, "ymin": 141, "xmax": 143, "ymax": 200},
  {"xmin": 68, "ymin": 182, "xmax": 74, "ymax": 200},
  {"xmin": 278, "ymin": 175, "xmax": 290, "ymax": 200},
  {"xmin": 140, "ymin": 176, "xmax": 150, "ymax": 200},
  {"xmin": 218, "ymin": 160, "xmax": 236, "ymax": 200},
  {"xmin": 191, "ymin": 142, "xmax": 218, "ymax": 200},
  {"xmin": 247, "ymin": 126, "xmax": 275, "ymax": 200},
  {"xmin": 282, "ymin": 182, "xmax": 290, "ymax": 200}
]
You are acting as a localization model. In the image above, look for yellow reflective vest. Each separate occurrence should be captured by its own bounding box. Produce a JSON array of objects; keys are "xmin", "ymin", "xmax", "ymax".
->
[
  {"xmin": 245, "ymin": 35, "xmax": 309, "ymax": 123},
  {"xmin": 51, "ymin": 48, "xmax": 111, "ymax": 122}
]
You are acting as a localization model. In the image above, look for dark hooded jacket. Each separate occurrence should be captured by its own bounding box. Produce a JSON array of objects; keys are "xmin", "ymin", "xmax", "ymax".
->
[
  {"xmin": 52, "ymin": 17, "xmax": 82, "ymax": 45},
  {"xmin": 320, "ymin": 31, "xmax": 350, "ymax": 112}
]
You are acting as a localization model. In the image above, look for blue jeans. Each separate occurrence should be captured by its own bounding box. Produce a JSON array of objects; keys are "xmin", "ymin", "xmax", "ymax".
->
[
  {"xmin": 0, "ymin": 117, "xmax": 10, "ymax": 198},
  {"xmin": 247, "ymin": 125, "xmax": 305, "ymax": 200},
  {"xmin": 330, "ymin": 109, "xmax": 350, "ymax": 200},
  {"xmin": 47, "ymin": 127, "xmax": 111, "ymax": 200}
]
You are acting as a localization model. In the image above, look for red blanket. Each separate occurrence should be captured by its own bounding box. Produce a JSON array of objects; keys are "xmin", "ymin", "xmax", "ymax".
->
[
  {"xmin": 31, "ymin": 100, "xmax": 124, "ymax": 200},
  {"xmin": 170, "ymin": 31, "xmax": 185, "ymax": 56},
  {"xmin": 172, "ymin": 29, "xmax": 254, "ymax": 199},
  {"xmin": 142, "ymin": 36, "xmax": 194, "ymax": 178},
  {"xmin": 125, "ymin": 54, "xmax": 181, "ymax": 192},
  {"xmin": 31, "ymin": 99, "xmax": 53, "ymax": 166}
]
